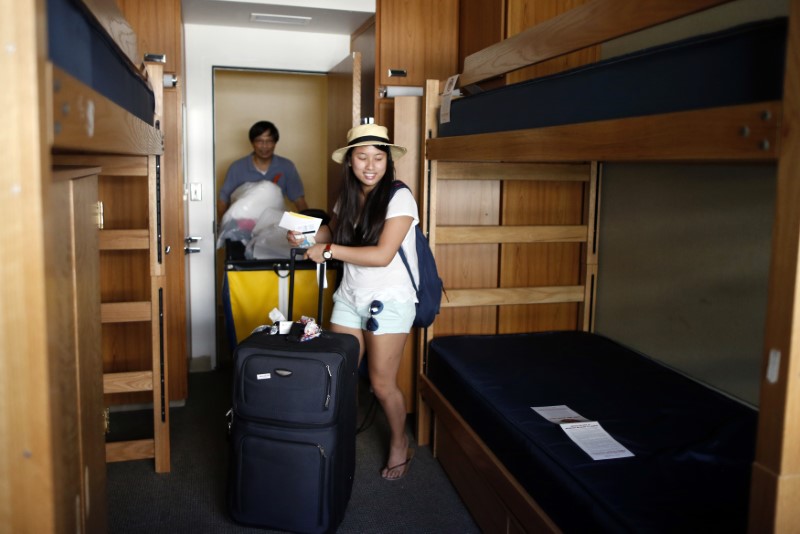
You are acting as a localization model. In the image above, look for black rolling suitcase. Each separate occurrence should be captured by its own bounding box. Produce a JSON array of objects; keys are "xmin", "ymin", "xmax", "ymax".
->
[{"xmin": 227, "ymin": 249, "xmax": 359, "ymax": 533}]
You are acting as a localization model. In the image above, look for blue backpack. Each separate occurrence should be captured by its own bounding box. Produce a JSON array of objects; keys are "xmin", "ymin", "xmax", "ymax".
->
[{"xmin": 390, "ymin": 181, "xmax": 444, "ymax": 328}]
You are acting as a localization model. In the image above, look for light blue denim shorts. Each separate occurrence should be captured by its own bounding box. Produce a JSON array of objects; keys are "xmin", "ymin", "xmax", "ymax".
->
[{"xmin": 330, "ymin": 296, "xmax": 415, "ymax": 335}]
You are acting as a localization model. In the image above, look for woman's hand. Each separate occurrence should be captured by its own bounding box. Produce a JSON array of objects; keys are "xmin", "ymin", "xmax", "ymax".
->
[
  {"xmin": 286, "ymin": 230, "xmax": 303, "ymax": 247},
  {"xmin": 303, "ymin": 243, "xmax": 327, "ymax": 264}
]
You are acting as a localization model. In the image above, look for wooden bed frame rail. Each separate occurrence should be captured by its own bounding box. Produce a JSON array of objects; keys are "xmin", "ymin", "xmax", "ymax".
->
[
  {"xmin": 420, "ymin": 375, "xmax": 560, "ymax": 533},
  {"xmin": 51, "ymin": 66, "xmax": 162, "ymax": 156},
  {"xmin": 426, "ymin": 102, "xmax": 780, "ymax": 164}
]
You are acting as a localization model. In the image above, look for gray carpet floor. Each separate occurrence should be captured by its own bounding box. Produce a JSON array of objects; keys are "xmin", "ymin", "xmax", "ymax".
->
[{"xmin": 106, "ymin": 368, "xmax": 480, "ymax": 533}]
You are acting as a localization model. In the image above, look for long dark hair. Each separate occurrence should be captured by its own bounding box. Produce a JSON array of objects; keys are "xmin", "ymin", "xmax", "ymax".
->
[{"xmin": 333, "ymin": 145, "xmax": 396, "ymax": 246}]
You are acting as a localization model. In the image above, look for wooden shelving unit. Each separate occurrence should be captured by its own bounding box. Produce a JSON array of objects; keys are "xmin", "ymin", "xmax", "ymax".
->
[{"xmin": 53, "ymin": 62, "xmax": 171, "ymax": 474}]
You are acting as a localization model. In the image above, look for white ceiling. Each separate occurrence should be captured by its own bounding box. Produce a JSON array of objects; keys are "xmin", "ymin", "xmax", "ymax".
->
[{"xmin": 181, "ymin": 0, "xmax": 375, "ymax": 35}]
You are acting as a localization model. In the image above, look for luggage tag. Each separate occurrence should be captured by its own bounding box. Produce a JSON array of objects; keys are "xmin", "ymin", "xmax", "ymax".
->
[{"xmin": 264, "ymin": 308, "xmax": 294, "ymax": 335}]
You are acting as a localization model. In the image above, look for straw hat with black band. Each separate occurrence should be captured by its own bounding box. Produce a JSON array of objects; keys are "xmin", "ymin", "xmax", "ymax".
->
[{"xmin": 331, "ymin": 124, "xmax": 407, "ymax": 164}]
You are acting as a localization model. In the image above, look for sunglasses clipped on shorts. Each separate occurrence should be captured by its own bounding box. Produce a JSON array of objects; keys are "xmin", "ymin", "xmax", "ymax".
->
[{"xmin": 366, "ymin": 300, "xmax": 384, "ymax": 332}]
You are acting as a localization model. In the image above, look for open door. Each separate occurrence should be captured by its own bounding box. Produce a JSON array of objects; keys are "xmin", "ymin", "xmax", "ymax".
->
[
  {"xmin": 212, "ymin": 69, "xmax": 330, "ymax": 366},
  {"xmin": 326, "ymin": 51, "xmax": 362, "ymax": 213}
]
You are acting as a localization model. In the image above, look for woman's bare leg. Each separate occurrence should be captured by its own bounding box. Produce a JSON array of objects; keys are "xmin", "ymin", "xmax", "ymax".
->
[
  {"xmin": 330, "ymin": 323, "xmax": 365, "ymax": 364},
  {"xmin": 364, "ymin": 332, "xmax": 410, "ymax": 479}
]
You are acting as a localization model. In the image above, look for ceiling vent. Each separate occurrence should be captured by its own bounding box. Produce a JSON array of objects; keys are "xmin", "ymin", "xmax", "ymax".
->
[{"xmin": 249, "ymin": 13, "xmax": 312, "ymax": 26}]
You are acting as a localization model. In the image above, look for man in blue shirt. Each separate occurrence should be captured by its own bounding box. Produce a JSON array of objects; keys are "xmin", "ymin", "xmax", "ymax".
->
[{"xmin": 217, "ymin": 121, "xmax": 307, "ymax": 220}]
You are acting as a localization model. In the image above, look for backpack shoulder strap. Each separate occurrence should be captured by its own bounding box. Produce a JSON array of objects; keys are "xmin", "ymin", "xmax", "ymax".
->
[
  {"xmin": 389, "ymin": 181, "xmax": 418, "ymax": 291},
  {"xmin": 389, "ymin": 180, "xmax": 410, "ymax": 196}
]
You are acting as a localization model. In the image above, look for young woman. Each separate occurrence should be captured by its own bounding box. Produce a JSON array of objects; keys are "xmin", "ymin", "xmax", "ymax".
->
[{"xmin": 295, "ymin": 124, "xmax": 419, "ymax": 481}]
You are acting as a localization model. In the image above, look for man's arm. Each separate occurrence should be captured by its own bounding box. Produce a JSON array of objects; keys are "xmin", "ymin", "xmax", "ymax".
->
[{"xmin": 293, "ymin": 196, "xmax": 309, "ymax": 212}]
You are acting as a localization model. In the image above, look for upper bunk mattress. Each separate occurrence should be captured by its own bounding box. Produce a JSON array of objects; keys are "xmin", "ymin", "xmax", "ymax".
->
[
  {"xmin": 47, "ymin": 0, "xmax": 155, "ymax": 125},
  {"xmin": 440, "ymin": 18, "xmax": 786, "ymax": 138},
  {"xmin": 427, "ymin": 331, "xmax": 757, "ymax": 533}
]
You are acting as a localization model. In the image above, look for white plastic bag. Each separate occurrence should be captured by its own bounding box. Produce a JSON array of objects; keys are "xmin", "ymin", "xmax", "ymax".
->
[{"xmin": 216, "ymin": 180, "xmax": 285, "ymax": 249}]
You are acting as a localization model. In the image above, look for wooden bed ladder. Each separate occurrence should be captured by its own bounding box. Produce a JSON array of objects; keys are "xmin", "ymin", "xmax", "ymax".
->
[
  {"xmin": 419, "ymin": 79, "xmax": 600, "ymax": 328},
  {"xmin": 424, "ymin": 160, "xmax": 599, "ymax": 327},
  {"xmin": 53, "ymin": 153, "xmax": 171, "ymax": 474},
  {"xmin": 98, "ymin": 151, "xmax": 170, "ymax": 474}
]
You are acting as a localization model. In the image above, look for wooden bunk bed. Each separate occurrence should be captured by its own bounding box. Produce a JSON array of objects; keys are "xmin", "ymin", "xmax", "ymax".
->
[
  {"xmin": 3, "ymin": 0, "xmax": 169, "ymax": 530},
  {"xmin": 415, "ymin": 0, "xmax": 800, "ymax": 532}
]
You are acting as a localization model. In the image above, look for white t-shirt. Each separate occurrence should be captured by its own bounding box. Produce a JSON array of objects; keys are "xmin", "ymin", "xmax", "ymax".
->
[{"xmin": 333, "ymin": 186, "xmax": 420, "ymax": 311}]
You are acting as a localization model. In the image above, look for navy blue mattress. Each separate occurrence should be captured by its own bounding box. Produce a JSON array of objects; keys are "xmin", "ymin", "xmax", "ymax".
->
[
  {"xmin": 47, "ymin": 0, "xmax": 155, "ymax": 125},
  {"xmin": 427, "ymin": 331, "xmax": 757, "ymax": 533},
  {"xmin": 441, "ymin": 18, "xmax": 786, "ymax": 138}
]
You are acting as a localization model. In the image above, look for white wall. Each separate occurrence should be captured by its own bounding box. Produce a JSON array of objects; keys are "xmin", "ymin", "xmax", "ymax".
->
[{"xmin": 184, "ymin": 23, "xmax": 351, "ymax": 367}]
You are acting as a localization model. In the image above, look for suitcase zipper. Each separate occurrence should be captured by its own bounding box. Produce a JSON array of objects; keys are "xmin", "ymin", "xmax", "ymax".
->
[
  {"xmin": 316, "ymin": 444, "xmax": 326, "ymax": 524},
  {"xmin": 324, "ymin": 364, "xmax": 332, "ymax": 409}
]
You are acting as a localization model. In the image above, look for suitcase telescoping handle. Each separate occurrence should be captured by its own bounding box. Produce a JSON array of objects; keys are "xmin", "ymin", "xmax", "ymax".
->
[{"xmin": 288, "ymin": 247, "xmax": 327, "ymax": 324}]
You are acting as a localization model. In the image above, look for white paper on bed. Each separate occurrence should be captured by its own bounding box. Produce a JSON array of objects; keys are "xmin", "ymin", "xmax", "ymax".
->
[
  {"xmin": 532, "ymin": 405, "xmax": 634, "ymax": 461},
  {"xmin": 531, "ymin": 404, "xmax": 590, "ymax": 424},
  {"xmin": 560, "ymin": 421, "xmax": 634, "ymax": 461}
]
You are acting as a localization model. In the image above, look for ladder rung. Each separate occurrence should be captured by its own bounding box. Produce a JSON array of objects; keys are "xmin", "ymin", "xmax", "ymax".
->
[
  {"xmin": 101, "ymin": 301, "xmax": 151, "ymax": 323},
  {"xmin": 100, "ymin": 229, "xmax": 150, "ymax": 250},
  {"xmin": 106, "ymin": 439, "xmax": 154, "ymax": 462},
  {"xmin": 436, "ymin": 161, "xmax": 591, "ymax": 181},
  {"xmin": 437, "ymin": 225, "xmax": 588, "ymax": 244},
  {"xmin": 442, "ymin": 286, "xmax": 585, "ymax": 307},
  {"xmin": 103, "ymin": 371, "xmax": 153, "ymax": 394}
]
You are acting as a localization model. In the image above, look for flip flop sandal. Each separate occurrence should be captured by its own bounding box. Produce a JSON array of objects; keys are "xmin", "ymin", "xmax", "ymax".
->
[{"xmin": 381, "ymin": 448, "xmax": 415, "ymax": 481}]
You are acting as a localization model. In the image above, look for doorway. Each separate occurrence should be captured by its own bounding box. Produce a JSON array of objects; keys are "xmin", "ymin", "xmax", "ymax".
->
[{"xmin": 213, "ymin": 68, "xmax": 328, "ymax": 364}]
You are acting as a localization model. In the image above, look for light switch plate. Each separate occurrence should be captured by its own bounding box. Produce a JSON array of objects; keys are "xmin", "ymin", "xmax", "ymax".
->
[{"xmin": 190, "ymin": 182, "xmax": 202, "ymax": 201}]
